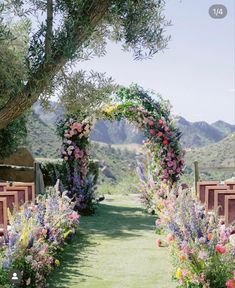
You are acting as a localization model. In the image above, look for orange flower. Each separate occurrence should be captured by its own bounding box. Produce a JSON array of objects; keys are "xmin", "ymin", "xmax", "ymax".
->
[
  {"xmin": 207, "ymin": 232, "xmax": 213, "ymax": 241},
  {"xmin": 179, "ymin": 255, "xmax": 186, "ymax": 262}
]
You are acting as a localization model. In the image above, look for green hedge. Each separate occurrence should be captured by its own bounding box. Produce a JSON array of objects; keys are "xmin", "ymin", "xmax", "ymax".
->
[{"xmin": 36, "ymin": 158, "xmax": 99, "ymax": 188}]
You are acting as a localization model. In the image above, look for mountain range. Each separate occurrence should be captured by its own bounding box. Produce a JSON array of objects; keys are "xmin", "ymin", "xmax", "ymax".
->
[{"xmin": 32, "ymin": 102, "xmax": 235, "ymax": 150}]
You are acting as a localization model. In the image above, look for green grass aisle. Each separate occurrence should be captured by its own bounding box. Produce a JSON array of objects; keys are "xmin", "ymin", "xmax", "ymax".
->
[{"xmin": 48, "ymin": 194, "xmax": 176, "ymax": 288}]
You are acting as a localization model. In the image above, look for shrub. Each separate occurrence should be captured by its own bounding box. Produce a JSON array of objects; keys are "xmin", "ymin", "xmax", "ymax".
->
[{"xmin": 37, "ymin": 158, "xmax": 99, "ymax": 189}]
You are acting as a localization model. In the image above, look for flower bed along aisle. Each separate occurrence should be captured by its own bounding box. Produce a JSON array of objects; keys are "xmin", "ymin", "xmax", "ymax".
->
[{"xmin": 0, "ymin": 187, "xmax": 80, "ymax": 287}]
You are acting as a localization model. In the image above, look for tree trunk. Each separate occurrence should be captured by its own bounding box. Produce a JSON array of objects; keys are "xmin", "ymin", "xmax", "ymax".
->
[{"xmin": 0, "ymin": 0, "xmax": 111, "ymax": 129}]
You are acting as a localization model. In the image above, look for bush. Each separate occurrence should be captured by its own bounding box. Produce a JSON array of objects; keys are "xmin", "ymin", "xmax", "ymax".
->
[
  {"xmin": 0, "ymin": 115, "xmax": 27, "ymax": 159},
  {"xmin": 38, "ymin": 158, "xmax": 99, "ymax": 192}
]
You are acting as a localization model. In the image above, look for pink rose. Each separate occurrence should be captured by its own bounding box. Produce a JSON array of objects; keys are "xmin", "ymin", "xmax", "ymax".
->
[
  {"xmin": 68, "ymin": 212, "xmax": 80, "ymax": 221},
  {"xmin": 166, "ymin": 233, "xmax": 174, "ymax": 242},
  {"xmin": 148, "ymin": 120, "xmax": 155, "ymax": 126},
  {"xmin": 226, "ymin": 279, "xmax": 235, "ymax": 288},
  {"xmin": 156, "ymin": 239, "xmax": 162, "ymax": 247},
  {"xmin": 215, "ymin": 244, "xmax": 226, "ymax": 254},
  {"xmin": 64, "ymin": 133, "xmax": 71, "ymax": 138},
  {"xmin": 149, "ymin": 129, "xmax": 155, "ymax": 135},
  {"xmin": 71, "ymin": 122, "xmax": 83, "ymax": 132}
]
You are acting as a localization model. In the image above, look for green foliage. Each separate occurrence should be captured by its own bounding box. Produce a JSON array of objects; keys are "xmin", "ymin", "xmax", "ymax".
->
[
  {"xmin": 59, "ymin": 70, "xmax": 117, "ymax": 117},
  {"xmin": 0, "ymin": 9, "xmax": 30, "ymax": 109},
  {"xmin": 38, "ymin": 158, "xmax": 99, "ymax": 188},
  {"xmin": 0, "ymin": 115, "xmax": 27, "ymax": 159}
]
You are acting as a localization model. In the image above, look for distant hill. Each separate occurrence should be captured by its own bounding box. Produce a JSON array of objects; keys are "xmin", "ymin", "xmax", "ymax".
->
[
  {"xmin": 185, "ymin": 132, "xmax": 235, "ymax": 169},
  {"xmin": 28, "ymin": 103, "xmax": 235, "ymax": 156},
  {"xmin": 26, "ymin": 111, "xmax": 61, "ymax": 158},
  {"xmin": 176, "ymin": 117, "xmax": 235, "ymax": 148}
]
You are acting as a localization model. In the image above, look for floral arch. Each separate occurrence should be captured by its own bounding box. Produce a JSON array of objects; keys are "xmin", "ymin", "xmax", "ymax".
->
[{"xmin": 57, "ymin": 85, "xmax": 185, "ymax": 214}]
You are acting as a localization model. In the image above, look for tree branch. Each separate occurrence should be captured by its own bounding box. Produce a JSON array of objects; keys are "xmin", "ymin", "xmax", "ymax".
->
[
  {"xmin": 45, "ymin": 0, "xmax": 53, "ymax": 60},
  {"xmin": 0, "ymin": 0, "xmax": 111, "ymax": 129}
]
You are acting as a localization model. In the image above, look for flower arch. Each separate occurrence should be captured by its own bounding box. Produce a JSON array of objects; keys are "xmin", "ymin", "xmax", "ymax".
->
[{"xmin": 57, "ymin": 85, "xmax": 185, "ymax": 214}]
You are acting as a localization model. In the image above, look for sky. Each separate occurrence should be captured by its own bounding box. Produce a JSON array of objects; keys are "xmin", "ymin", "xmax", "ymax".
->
[{"xmin": 77, "ymin": 0, "xmax": 235, "ymax": 124}]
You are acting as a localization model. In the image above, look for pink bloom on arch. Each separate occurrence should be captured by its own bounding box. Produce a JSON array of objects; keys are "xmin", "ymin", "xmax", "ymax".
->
[
  {"xmin": 71, "ymin": 122, "xmax": 83, "ymax": 132},
  {"xmin": 215, "ymin": 244, "xmax": 226, "ymax": 254},
  {"xmin": 158, "ymin": 119, "xmax": 164, "ymax": 126},
  {"xmin": 157, "ymin": 131, "xmax": 163, "ymax": 137},
  {"xmin": 64, "ymin": 133, "xmax": 71, "ymax": 138},
  {"xmin": 226, "ymin": 279, "xmax": 235, "ymax": 288},
  {"xmin": 75, "ymin": 148, "xmax": 84, "ymax": 159},
  {"xmin": 149, "ymin": 129, "xmax": 155, "ymax": 135},
  {"xmin": 163, "ymin": 138, "xmax": 169, "ymax": 145},
  {"xmin": 148, "ymin": 120, "xmax": 155, "ymax": 127}
]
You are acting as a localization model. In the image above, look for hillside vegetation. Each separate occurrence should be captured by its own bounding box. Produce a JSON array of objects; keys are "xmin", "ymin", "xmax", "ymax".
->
[{"xmin": 185, "ymin": 133, "xmax": 235, "ymax": 181}]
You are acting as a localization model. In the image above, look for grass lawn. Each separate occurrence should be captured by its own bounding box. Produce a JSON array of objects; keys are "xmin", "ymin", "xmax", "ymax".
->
[{"xmin": 48, "ymin": 194, "xmax": 177, "ymax": 288}]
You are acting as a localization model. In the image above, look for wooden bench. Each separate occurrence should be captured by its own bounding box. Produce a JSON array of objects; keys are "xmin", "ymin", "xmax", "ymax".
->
[
  {"xmin": 197, "ymin": 181, "xmax": 219, "ymax": 203},
  {"xmin": 225, "ymin": 195, "xmax": 235, "ymax": 226},
  {"xmin": 214, "ymin": 190, "xmax": 235, "ymax": 216},
  {"xmin": 225, "ymin": 180, "xmax": 235, "ymax": 190},
  {"xmin": 205, "ymin": 185, "xmax": 228, "ymax": 212},
  {"xmin": 8, "ymin": 182, "xmax": 35, "ymax": 203},
  {"xmin": 0, "ymin": 197, "xmax": 7, "ymax": 235},
  {"xmin": 0, "ymin": 183, "xmax": 7, "ymax": 192},
  {"xmin": 0, "ymin": 191, "xmax": 19, "ymax": 213},
  {"xmin": 5, "ymin": 187, "xmax": 28, "ymax": 206}
]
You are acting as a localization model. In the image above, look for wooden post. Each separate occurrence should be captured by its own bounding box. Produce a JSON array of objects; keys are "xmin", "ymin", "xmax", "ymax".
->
[
  {"xmin": 194, "ymin": 161, "xmax": 199, "ymax": 195},
  {"xmin": 34, "ymin": 162, "xmax": 40, "ymax": 195}
]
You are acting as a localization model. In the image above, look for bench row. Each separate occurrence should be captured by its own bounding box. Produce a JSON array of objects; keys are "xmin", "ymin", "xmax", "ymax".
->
[{"xmin": 197, "ymin": 180, "xmax": 235, "ymax": 226}]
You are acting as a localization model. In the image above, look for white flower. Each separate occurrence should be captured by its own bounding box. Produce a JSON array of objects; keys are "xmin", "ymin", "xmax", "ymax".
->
[{"xmin": 229, "ymin": 234, "xmax": 235, "ymax": 246}]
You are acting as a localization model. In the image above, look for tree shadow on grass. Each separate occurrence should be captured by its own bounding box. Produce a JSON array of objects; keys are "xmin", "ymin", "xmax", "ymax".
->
[
  {"xmin": 80, "ymin": 203, "xmax": 156, "ymax": 239},
  {"xmin": 48, "ymin": 200, "xmax": 156, "ymax": 287},
  {"xmin": 48, "ymin": 231, "xmax": 100, "ymax": 287}
]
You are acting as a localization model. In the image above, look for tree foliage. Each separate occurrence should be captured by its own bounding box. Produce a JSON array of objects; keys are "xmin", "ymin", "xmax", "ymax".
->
[
  {"xmin": 58, "ymin": 70, "xmax": 117, "ymax": 119},
  {"xmin": 0, "ymin": 115, "xmax": 27, "ymax": 159},
  {"xmin": 0, "ymin": 0, "xmax": 170, "ymax": 128}
]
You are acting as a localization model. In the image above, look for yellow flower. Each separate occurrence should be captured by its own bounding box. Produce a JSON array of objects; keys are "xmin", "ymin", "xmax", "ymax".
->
[
  {"xmin": 175, "ymin": 268, "xmax": 182, "ymax": 279},
  {"xmin": 102, "ymin": 104, "xmax": 119, "ymax": 115},
  {"xmin": 55, "ymin": 259, "xmax": 60, "ymax": 266},
  {"xmin": 156, "ymin": 203, "xmax": 163, "ymax": 210},
  {"xmin": 19, "ymin": 219, "xmax": 33, "ymax": 248}
]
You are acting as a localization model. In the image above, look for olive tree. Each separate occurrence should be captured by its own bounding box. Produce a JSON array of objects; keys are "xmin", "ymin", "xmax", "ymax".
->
[{"xmin": 0, "ymin": 0, "xmax": 170, "ymax": 129}]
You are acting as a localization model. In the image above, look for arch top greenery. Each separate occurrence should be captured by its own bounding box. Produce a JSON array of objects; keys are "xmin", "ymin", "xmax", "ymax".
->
[{"xmin": 57, "ymin": 85, "xmax": 185, "ymax": 212}]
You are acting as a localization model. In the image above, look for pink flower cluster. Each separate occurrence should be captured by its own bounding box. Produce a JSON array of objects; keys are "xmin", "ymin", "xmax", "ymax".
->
[
  {"xmin": 64, "ymin": 119, "xmax": 90, "ymax": 139},
  {"xmin": 142, "ymin": 116, "xmax": 185, "ymax": 183},
  {"xmin": 61, "ymin": 119, "xmax": 91, "ymax": 162}
]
